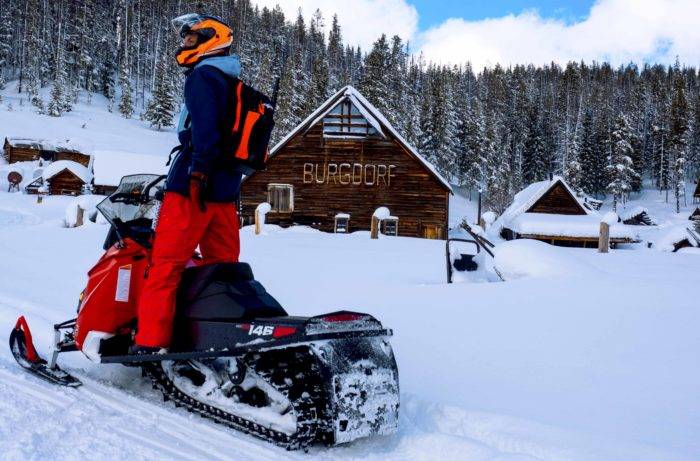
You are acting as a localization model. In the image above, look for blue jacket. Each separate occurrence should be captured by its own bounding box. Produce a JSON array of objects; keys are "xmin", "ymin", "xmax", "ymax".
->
[{"xmin": 165, "ymin": 55, "xmax": 243, "ymax": 202}]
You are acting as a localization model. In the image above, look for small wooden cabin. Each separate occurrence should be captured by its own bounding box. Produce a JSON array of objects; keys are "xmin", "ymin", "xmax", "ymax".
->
[
  {"xmin": 240, "ymin": 86, "xmax": 452, "ymax": 239},
  {"xmin": 3, "ymin": 137, "xmax": 91, "ymax": 167},
  {"xmin": 494, "ymin": 176, "xmax": 638, "ymax": 248},
  {"xmin": 694, "ymin": 180, "xmax": 700, "ymax": 204},
  {"xmin": 40, "ymin": 160, "xmax": 92, "ymax": 196}
]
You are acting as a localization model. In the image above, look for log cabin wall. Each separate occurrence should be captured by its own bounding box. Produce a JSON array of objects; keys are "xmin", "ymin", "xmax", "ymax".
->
[
  {"xmin": 527, "ymin": 182, "xmax": 586, "ymax": 215},
  {"xmin": 4, "ymin": 144, "xmax": 91, "ymax": 167},
  {"xmin": 240, "ymin": 124, "xmax": 450, "ymax": 239},
  {"xmin": 48, "ymin": 170, "xmax": 85, "ymax": 196},
  {"xmin": 5, "ymin": 145, "xmax": 41, "ymax": 163}
]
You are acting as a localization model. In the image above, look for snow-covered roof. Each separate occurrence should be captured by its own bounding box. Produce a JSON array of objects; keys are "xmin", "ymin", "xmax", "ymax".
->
[
  {"xmin": 42, "ymin": 160, "xmax": 92, "ymax": 183},
  {"xmin": 618, "ymin": 206, "xmax": 648, "ymax": 221},
  {"xmin": 494, "ymin": 176, "xmax": 591, "ymax": 230},
  {"xmin": 654, "ymin": 226, "xmax": 699, "ymax": 252},
  {"xmin": 509, "ymin": 213, "xmax": 638, "ymax": 240},
  {"xmin": 265, "ymin": 85, "xmax": 452, "ymax": 193},
  {"xmin": 492, "ymin": 176, "xmax": 639, "ymax": 241},
  {"xmin": 92, "ymin": 150, "xmax": 168, "ymax": 186},
  {"xmin": 5, "ymin": 137, "xmax": 83, "ymax": 153}
]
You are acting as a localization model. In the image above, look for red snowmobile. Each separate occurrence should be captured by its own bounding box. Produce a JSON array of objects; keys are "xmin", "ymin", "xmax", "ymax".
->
[{"xmin": 9, "ymin": 174, "xmax": 399, "ymax": 449}]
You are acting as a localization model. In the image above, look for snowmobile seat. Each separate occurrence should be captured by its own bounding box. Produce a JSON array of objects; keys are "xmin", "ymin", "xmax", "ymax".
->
[{"xmin": 176, "ymin": 263, "xmax": 287, "ymax": 321}]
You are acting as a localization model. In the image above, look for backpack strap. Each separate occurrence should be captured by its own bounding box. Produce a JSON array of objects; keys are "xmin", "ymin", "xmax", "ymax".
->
[{"xmin": 231, "ymin": 80, "xmax": 244, "ymax": 134}]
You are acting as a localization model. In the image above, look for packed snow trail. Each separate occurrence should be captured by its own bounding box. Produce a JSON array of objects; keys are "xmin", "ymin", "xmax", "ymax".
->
[{"xmin": 1, "ymin": 190, "xmax": 699, "ymax": 460}]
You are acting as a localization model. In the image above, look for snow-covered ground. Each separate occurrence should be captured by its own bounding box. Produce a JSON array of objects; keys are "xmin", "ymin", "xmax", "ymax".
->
[{"xmin": 1, "ymin": 88, "xmax": 699, "ymax": 460}]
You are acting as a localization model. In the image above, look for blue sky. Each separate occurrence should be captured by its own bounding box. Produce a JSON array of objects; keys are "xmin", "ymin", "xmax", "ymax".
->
[
  {"xmin": 411, "ymin": 0, "xmax": 595, "ymax": 29},
  {"xmin": 255, "ymin": 1, "xmax": 700, "ymax": 68}
]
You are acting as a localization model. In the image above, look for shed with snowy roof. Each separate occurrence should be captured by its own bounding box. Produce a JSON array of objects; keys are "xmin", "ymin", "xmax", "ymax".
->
[
  {"xmin": 33, "ymin": 160, "xmax": 94, "ymax": 196},
  {"xmin": 239, "ymin": 86, "xmax": 452, "ymax": 239},
  {"xmin": 493, "ymin": 177, "xmax": 639, "ymax": 248},
  {"xmin": 3, "ymin": 137, "xmax": 91, "ymax": 167}
]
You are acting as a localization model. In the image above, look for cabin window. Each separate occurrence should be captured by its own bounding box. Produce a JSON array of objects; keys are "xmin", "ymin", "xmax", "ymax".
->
[
  {"xmin": 334, "ymin": 213, "xmax": 350, "ymax": 233},
  {"xmin": 323, "ymin": 100, "xmax": 377, "ymax": 138},
  {"xmin": 382, "ymin": 218, "xmax": 399, "ymax": 236},
  {"xmin": 267, "ymin": 184, "xmax": 293, "ymax": 213},
  {"xmin": 422, "ymin": 225, "xmax": 443, "ymax": 240}
]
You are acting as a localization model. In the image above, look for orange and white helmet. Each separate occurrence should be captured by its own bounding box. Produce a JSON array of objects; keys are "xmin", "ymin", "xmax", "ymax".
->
[{"xmin": 172, "ymin": 13, "xmax": 233, "ymax": 67}]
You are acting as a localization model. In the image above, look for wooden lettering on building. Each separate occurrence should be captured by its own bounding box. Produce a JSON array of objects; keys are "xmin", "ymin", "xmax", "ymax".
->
[{"xmin": 302, "ymin": 162, "xmax": 397, "ymax": 186}]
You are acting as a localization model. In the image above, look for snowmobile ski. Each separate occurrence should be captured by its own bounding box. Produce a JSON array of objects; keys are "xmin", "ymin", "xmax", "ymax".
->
[{"xmin": 9, "ymin": 316, "xmax": 81, "ymax": 387}]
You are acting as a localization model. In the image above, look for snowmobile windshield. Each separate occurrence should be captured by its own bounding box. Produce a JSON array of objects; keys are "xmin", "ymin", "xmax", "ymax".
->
[{"xmin": 96, "ymin": 174, "xmax": 163, "ymax": 230}]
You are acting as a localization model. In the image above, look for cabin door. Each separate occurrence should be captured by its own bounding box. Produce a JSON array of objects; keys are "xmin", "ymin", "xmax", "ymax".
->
[{"xmin": 422, "ymin": 225, "xmax": 443, "ymax": 240}]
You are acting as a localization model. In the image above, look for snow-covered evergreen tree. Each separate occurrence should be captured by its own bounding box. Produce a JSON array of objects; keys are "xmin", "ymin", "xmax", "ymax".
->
[
  {"xmin": 118, "ymin": 58, "xmax": 134, "ymax": 119},
  {"xmin": 668, "ymin": 61, "xmax": 689, "ymax": 213},
  {"xmin": 144, "ymin": 51, "xmax": 176, "ymax": 130},
  {"xmin": 607, "ymin": 113, "xmax": 640, "ymax": 211}
]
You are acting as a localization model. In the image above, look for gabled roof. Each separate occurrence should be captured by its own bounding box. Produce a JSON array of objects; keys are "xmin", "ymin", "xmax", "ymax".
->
[
  {"xmin": 497, "ymin": 176, "xmax": 592, "ymax": 226},
  {"xmin": 264, "ymin": 86, "xmax": 452, "ymax": 193},
  {"xmin": 42, "ymin": 160, "xmax": 92, "ymax": 183},
  {"xmin": 694, "ymin": 180, "xmax": 700, "ymax": 197}
]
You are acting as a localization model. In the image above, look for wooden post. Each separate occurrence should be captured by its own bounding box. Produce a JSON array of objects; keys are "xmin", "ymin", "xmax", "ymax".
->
[
  {"xmin": 254, "ymin": 202, "xmax": 271, "ymax": 235},
  {"xmin": 370, "ymin": 216, "xmax": 380, "ymax": 239},
  {"xmin": 76, "ymin": 206, "xmax": 85, "ymax": 227},
  {"xmin": 598, "ymin": 221, "xmax": 610, "ymax": 253},
  {"xmin": 255, "ymin": 209, "xmax": 262, "ymax": 235},
  {"xmin": 37, "ymin": 194, "xmax": 43, "ymax": 204}
]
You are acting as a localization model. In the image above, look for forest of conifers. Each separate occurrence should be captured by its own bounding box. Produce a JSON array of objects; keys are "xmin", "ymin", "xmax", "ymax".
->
[{"xmin": 1, "ymin": 0, "xmax": 699, "ymax": 212}]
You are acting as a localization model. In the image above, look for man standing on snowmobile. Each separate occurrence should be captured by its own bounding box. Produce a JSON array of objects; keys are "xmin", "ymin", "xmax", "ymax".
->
[{"xmin": 133, "ymin": 14, "xmax": 243, "ymax": 353}]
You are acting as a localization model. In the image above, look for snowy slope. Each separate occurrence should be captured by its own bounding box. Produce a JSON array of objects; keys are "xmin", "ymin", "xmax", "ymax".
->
[
  {"xmin": 1, "ymin": 190, "xmax": 699, "ymax": 460},
  {"xmin": 1, "ymin": 91, "xmax": 700, "ymax": 460}
]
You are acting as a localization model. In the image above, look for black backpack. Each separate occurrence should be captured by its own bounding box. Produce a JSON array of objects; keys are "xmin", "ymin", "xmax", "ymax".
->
[{"xmin": 228, "ymin": 79, "xmax": 275, "ymax": 175}]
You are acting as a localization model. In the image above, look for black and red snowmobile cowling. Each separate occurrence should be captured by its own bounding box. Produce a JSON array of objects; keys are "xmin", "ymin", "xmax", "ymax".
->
[{"xmin": 9, "ymin": 174, "xmax": 399, "ymax": 449}]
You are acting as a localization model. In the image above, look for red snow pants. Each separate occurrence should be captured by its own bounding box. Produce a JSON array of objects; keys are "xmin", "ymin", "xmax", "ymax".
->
[{"xmin": 136, "ymin": 186, "xmax": 240, "ymax": 348}]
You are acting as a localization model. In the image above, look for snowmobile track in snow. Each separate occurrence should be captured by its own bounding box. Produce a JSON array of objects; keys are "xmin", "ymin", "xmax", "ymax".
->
[{"xmin": 141, "ymin": 346, "xmax": 329, "ymax": 451}]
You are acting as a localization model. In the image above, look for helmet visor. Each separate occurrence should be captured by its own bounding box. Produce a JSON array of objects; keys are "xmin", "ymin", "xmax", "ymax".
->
[{"xmin": 171, "ymin": 13, "xmax": 205, "ymax": 37}]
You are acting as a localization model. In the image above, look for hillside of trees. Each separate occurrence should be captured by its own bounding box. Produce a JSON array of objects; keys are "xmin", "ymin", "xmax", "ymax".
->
[{"xmin": 1, "ymin": 0, "xmax": 699, "ymax": 213}]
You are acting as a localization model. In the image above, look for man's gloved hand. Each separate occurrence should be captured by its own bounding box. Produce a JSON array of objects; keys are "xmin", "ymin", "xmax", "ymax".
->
[{"xmin": 189, "ymin": 172, "xmax": 208, "ymax": 212}]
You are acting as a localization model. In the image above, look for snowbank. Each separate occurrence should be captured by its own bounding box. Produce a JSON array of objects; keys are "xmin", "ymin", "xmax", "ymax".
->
[
  {"xmin": 493, "ymin": 239, "xmax": 599, "ymax": 279},
  {"xmin": 510, "ymin": 213, "xmax": 638, "ymax": 240},
  {"xmin": 64, "ymin": 195, "xmax": 106, "ymax": 227},
  {"xmin": 653, "ymin": 226, "xmax": 698, "ymax": 252},
  {"xmin": 92, "ymin": 150, "xmax": 168, "ymax": 186}
]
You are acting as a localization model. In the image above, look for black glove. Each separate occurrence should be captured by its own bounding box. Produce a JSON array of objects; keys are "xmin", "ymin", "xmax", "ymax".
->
[{"xmin": 189, "ymin": 173, "xmax": 208, "ymax": 212}]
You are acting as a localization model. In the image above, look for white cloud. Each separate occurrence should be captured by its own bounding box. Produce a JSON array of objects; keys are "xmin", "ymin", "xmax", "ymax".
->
[
  {"xmin": 252, "ymin": 0, "xmax": 419, "ymax": 50},
  {"xmin": 417, "ymin": 0, "xmax": 700, "ymax": 69}
]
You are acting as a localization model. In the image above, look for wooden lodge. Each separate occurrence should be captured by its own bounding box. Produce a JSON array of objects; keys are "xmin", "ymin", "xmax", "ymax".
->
[
  {"xmin": 494, "ymin": 176, "xmax": 639, "ymax": 248},
  {"xmin": 3, "ymin": 137, "xmax": 91, "ymax": 167},
  {"xmin": 240, "ymin": 86, "xmax": 452, "ymax": 239}
]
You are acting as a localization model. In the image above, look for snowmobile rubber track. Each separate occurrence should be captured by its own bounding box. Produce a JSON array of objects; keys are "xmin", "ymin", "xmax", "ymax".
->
[{"xmin": 141, "ymin": 346, "xmax": 331, "ymax": 451}]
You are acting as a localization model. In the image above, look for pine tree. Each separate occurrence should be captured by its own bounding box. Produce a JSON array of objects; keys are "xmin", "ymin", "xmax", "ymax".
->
[
  {"xmin": 668, "ymin": 61, "xmax": 689, "ymax": 213},
  {"xmin": 144, "ymin": 51, "xmax": 176, "ymax": 130},
  {"xmin": 0, "ymin": 3, "xmax": 12, "ymax": 89},
  {"xmin": 607, "ymin": 113, "xmax": 640, "ymax": 211},
  {"xmin": 118, "ymin": 58, "xmax": 133, "ymax": 118},
  {"xmin": 563, "ymin": 104, "xmax": 583, "ymax": 194},
  {"xmin": 359, "ymin": 34, "xmax": 391, "ymax": 116}
]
